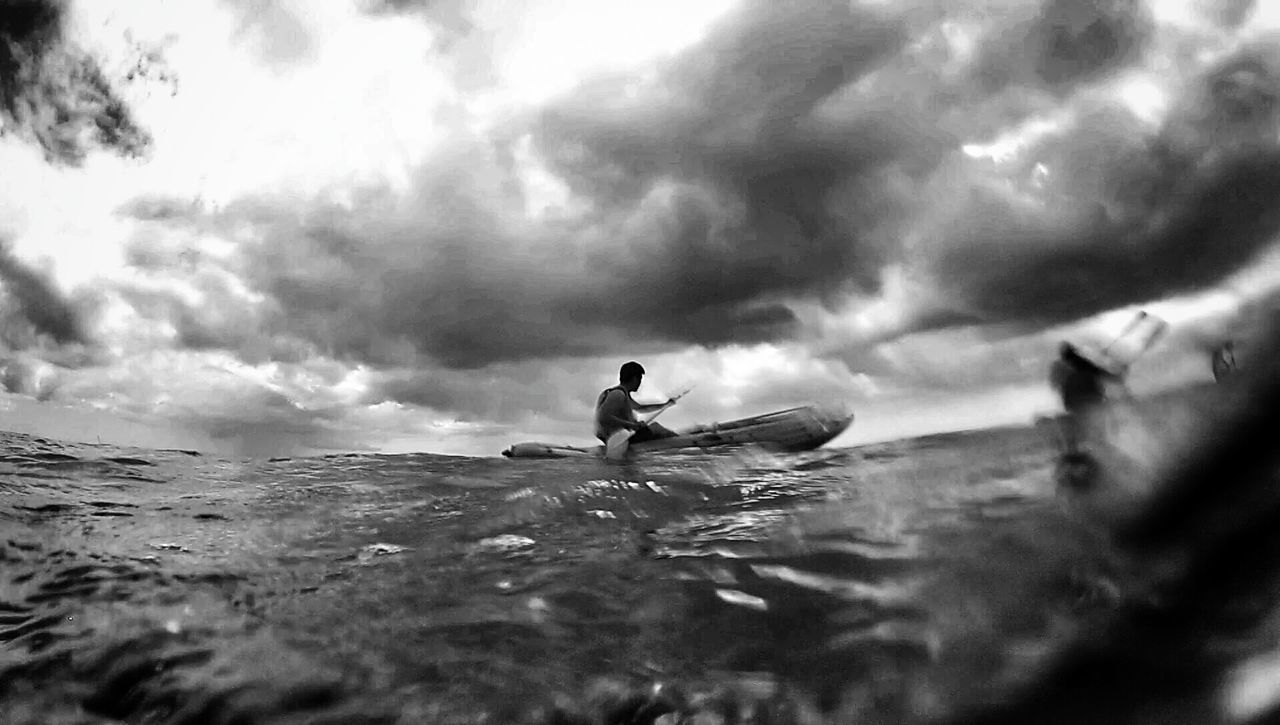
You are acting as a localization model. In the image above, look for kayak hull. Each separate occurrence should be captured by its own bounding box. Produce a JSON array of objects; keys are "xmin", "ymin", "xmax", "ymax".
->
[{"xmin": 501, "ymin": 405, "xmax": 853, "ymax": 459}]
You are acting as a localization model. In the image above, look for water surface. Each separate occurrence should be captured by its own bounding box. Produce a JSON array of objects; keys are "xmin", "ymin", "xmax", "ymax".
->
[{"xmin": 0, "ymin": 404, "xmax": 1264, "ymax": 723}]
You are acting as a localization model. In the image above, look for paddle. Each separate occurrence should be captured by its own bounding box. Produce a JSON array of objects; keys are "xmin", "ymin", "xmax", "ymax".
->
[
  {"xmin": 604, "ymin": 387, "xmax": 693, "ymax": 462},
  {"xmin": 1102, "ymin": 311, "xmax": 1151, "ymax": 357}
]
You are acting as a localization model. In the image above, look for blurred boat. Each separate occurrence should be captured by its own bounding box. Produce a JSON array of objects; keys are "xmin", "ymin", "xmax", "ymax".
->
[
  {"xmin": 501, "ymin": 404, "xmax": 854, "ymax": 459},
  {"xmin": 1071, "ymin": 311, "xmax": 1169, "ymax": 378}
]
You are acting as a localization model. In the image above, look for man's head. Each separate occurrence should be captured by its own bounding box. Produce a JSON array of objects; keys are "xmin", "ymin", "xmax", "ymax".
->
[{"xmin": 619, "ymin": 361, "xmax": 645, "ymax": 391}]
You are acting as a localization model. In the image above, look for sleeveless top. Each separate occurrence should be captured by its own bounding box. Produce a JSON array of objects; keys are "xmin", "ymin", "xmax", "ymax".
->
[{"xmin": 594, "ymin": 385, "xmax": 633, "ymax": 441}]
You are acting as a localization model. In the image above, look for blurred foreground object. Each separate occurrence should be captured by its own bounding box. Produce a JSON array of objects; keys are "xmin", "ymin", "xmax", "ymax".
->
[
  {"xmin": 947, "ymin": 303, "xmax": 1280, "ymax": 725},
  {"xmin": 1049, "ymin": 311, "xmax": 1167, "ymax": 461}
]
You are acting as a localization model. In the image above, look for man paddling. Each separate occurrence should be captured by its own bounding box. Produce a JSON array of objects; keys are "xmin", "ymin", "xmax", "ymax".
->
[{"xmin": 594, "ymin": 361, "xmax": 680, "ymax": 444}]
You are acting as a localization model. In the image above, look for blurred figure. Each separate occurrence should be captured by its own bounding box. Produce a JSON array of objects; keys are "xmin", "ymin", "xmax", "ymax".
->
[
  {"xmin": 1049, "ymin": 313, "xmax": 1167, "ymax": 462},
  {"xmin": 1212, "ymin": 340, "xmax": 1237, "ymax": 382},
  {"xmin": 942, "ymin": 299, "xmax": 1280, "ymax": 725},
  {"xmin": 1049, "ymin": 342, "xmax": 1122, "ymax": 458}
]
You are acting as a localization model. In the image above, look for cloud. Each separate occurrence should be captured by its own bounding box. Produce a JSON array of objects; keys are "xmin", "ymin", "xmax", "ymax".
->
[
  {"xmin": 97, "ymin": 0, "xmax": 1280, "ymax": 380},
  {"xmin": 107, "ymin": 0, "xmax": 907, "ymax": 370},
  {"xmin": 534, "ymin": 0, "xmax": 909, "ymax": 289},
  {"xmin": 498, "ymin": 0, "xmax": 1277, "ymax": 352},
  {"xmin": 0, "ymin": 353, "xmax": 59, "ymax": 400},
  {"xmin": 358, "ymin": 0, "xmax": 473, "ymax": 39},
  {"xmin": 114, "ymin": 144, "xmax": 800, "ymax": 370},
  {"xmin": 901, "ymin": 40, "xmax": 1280, "ymax": 331},
  {"xmin": 978, "ymin": 0, "xmax": 1153, "ymax": 93},
  {"xmin": 0, "ymin": 0, "xmax": 150, "ymax": 164},
  {"xmin": 48, "ymin": 348, "xmax": 384, "ymax": 456},
  {"xmin": 219, "ymin": 0, "xmax": 315, "ymax": 65},
  {"xmin": 10, "ymin": 0, "xmax": 1280, "ymax": 456},
  {"xmin": 0, "ymin": 237, "xmax": 90, "ymax": 347}
]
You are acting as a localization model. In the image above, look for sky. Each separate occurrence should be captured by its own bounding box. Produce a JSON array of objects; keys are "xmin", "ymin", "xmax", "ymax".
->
[{"xmin": 1, "ymin": 0, "xmax": 1279, "ymax": 457}]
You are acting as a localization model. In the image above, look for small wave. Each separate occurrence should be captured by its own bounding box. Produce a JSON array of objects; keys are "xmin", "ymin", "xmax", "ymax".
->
[
  {"xmin": 715, "ymin": 588, "xmax": 770, "ymax": 611},
  {"xmin": 21, "ymin": 452, "xmax": 80, "ymax": 463},
  {"xmin": 357, "ymin": 542, "xmax": 411, "ymax": 561},
  {"xmin": 436, "ymin": 474, "xmax": 509, "ymax": 489},
  {"xmin": 103, "ymin": 456, "xmax": 155, "ymax": 467},
  {"xmin": 749, "ymin": 563, "xmax": 920, "ymax": 606},
  {"xmin": 473, "ymin": 534, "xmax": 536, "ymax": 553}
]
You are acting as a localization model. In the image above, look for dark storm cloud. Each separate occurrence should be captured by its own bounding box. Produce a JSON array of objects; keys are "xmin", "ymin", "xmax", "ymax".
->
[
  {"xmin": 979, "ymin": 0, "xmax": 1152, "ymax": 93},
  {"xmin": 118, "ymin": 147, "xmax": 797, "ymax": 370},
  {"xmin": 116, "ymin": 0, "xmax": 1280, "ymax": 376},
  {"xmin": 112, "ymin": 221, "xmax": 321, "ymax": 364},
  {"xmin": 532, "ymin": 0, "xmax": 1280, "ymax": 345},
  {"xmin": 917, "ymin": 41, "xmax": 1280, "ymax": 329},
  {"xmin": 529, "ymin": 0, "xmax": 1190, "ymax": 339},
  {"xmin": 534, "ymin": 0, "xmax": 909, "ymax": 294},
  {"xmin": 0, "ymin": 239, "xmax": 89, "ymax": 347},
  {"xmin": 216, "ymin": 0, "xmax": 918, "ymax": 367},
  {"xmin": 0, "ymin": 0, "xmax": 150, "ymax": 164},
  {"xmin": 224, "ymin": 181, "xmax": 598, "ymax": 368}
]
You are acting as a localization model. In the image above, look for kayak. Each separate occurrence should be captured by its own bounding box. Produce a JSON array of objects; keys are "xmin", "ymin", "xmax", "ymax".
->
[{"xmin": 501, "ymin": 404, "xmax": 854, "ymax": 459}]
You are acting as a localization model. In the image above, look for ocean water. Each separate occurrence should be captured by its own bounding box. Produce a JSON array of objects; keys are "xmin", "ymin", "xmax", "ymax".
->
[{"xmin": 2, "ymin": 385, "xmax": 1278, "ymax": 724}]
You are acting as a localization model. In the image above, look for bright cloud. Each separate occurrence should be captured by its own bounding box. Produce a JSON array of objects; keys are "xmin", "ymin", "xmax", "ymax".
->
[{"xmin": 70, "ymin": 0, "xmax": 451, "ymax": 201}]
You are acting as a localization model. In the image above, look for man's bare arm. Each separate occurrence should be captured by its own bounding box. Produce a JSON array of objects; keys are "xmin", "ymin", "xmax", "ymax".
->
[{"xmin": 632, "ymin": 398, "xmax": 677, "ymax": 414}]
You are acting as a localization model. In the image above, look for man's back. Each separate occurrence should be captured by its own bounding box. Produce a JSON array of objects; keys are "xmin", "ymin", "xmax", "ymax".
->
[{"xmin": 594, "ymin": 386, "xmax": 634, "ymax": 442}]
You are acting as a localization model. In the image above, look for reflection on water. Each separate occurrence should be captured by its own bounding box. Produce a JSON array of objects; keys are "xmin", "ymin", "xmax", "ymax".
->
[{"xmin": 0, "ymin": 393, "xmax": 1274, "ymax": 723}]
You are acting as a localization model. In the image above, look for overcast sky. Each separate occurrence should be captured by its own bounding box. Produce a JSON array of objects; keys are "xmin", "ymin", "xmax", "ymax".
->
[{"xmin": 2, "ymin": 0, "xmax": 1279, "ymax": 457}]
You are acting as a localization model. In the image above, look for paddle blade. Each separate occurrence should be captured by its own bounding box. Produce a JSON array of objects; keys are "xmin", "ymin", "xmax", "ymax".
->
[{"xmin": 604, "ymin": 429, "xmax": 632, "ymax": 461}]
